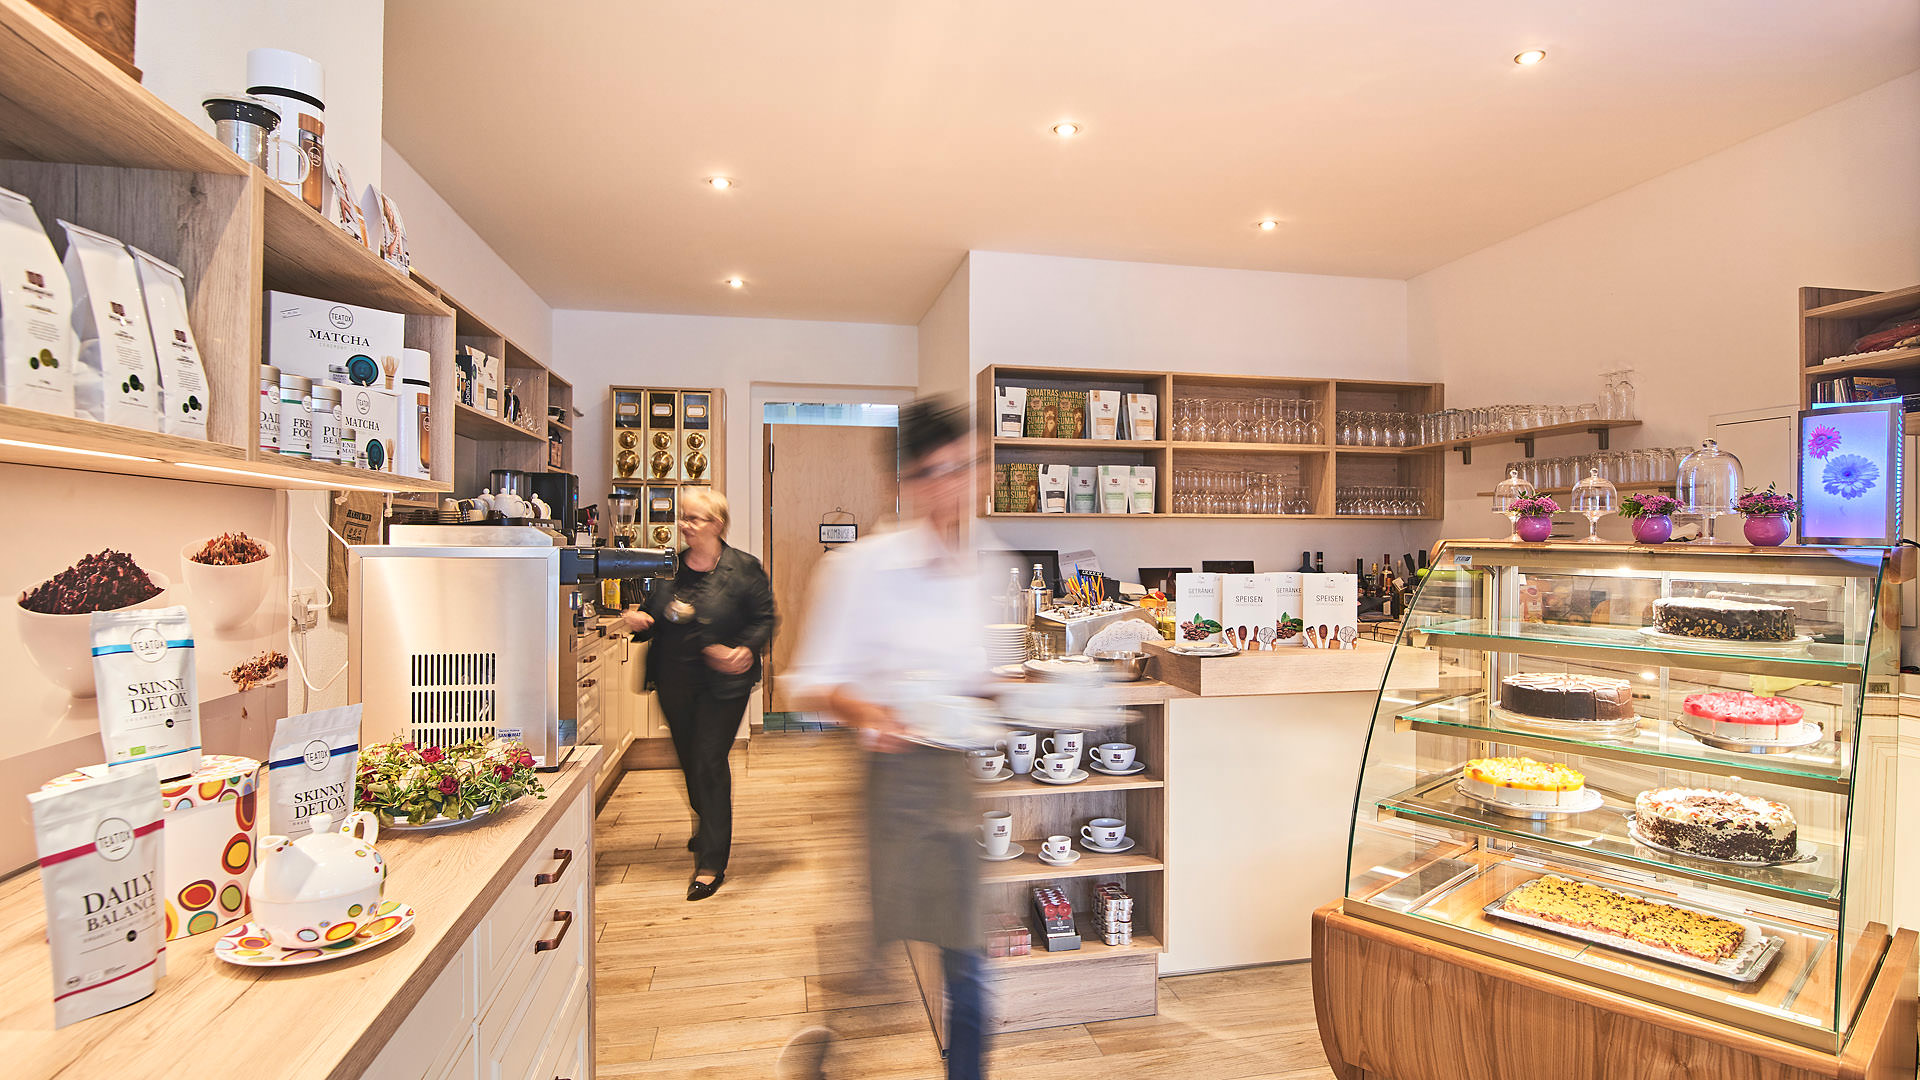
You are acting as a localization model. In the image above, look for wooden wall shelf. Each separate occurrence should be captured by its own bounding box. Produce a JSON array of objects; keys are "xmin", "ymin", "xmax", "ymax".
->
[
  {"xmin": 979, "ymin": 365, "xmax": 1443, "ymax": 519},
  {"xmin": 453, "ymin": 402, "xmax": 542, "ymax": 443},
  {"xmin": 1800, "ymin": 284, "xmax": 1920, "ymax": 410},
  {"xmin": 1422, "ymin": 418, "xmax": 1643, "ymax": 463}
]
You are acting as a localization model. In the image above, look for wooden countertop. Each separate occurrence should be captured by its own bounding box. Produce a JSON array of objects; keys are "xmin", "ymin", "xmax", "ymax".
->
[
  {"xmin": 1144, "ymin": 639, "xmax": 1436, "ymax": 697},
  {"xmin": 0, "ymin": 745, "xmax": 604, "ymax": 1079}
]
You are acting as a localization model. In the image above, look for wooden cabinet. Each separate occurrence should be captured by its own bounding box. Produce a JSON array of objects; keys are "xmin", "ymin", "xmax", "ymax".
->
[
  {"xmin": 371, "ymin": 767, "xmax": 596, "ymax": 1080},
  {"xmin": 1800, "ymin": 284, "xmax": 1920, "ymax": 420}
]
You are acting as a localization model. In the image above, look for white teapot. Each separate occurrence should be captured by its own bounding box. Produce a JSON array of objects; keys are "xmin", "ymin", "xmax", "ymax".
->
[{"xmin": 247, "ymin": 811, "xmax": 387, "ymax": 948}]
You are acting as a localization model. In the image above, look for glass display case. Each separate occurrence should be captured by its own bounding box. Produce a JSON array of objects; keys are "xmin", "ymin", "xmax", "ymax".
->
[{"xmin": 1345, "ymin": 541, "xmax": 1898, "ymax": 1052}]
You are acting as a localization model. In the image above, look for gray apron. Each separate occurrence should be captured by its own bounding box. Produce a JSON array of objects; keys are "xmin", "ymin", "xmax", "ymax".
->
[{"xmin": 864, "ymin": 743, "xmax": 980, "ymax": 950}]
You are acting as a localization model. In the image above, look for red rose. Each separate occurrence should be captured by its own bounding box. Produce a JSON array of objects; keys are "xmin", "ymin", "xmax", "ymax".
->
[
  {"xmin": 495, "ymin": 764, "xmax": 513, "ymax": 780},
  {"xmin": 420, "ymin": 746, "xmax": 445, "ymax": 764},
  {"xmin": 437, "ymin": 775, "xmax": 459, "ymax": 795},
  {"xmin": 401, "ymin": 742, "xmax": 417, "ymax": 753},
  {"xmin": 515, "ymin": 750, "xmax": 534, "ymax": 768}
]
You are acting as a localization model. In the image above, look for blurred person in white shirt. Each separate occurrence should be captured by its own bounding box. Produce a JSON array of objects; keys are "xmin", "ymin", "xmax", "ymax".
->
[{"xmin": 781, "ymin": 398, "xmax": 993, "ymax": 1080}]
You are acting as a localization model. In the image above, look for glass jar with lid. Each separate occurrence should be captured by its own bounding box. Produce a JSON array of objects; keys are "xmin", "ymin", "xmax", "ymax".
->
[
  {"xmin": 1569, "ymin": 467, "xmax": 1618, "ymax": 543},
  {"xmin": 1675, "ymin": 438, "xmax": 1743, "ymax": 544},
  {"xmin": 1491, "ymin": 468, "xmax": 1535, "ymax": 541}
]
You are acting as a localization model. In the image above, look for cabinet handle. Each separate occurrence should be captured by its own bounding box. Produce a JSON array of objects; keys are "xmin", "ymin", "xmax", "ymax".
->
[
  {"xmin": 583, "ymin": 654, "xmax": 598, "ymax": 664},
  {"xmin": 535, "ymin": 909, "xmax": 573, "ymax": 953},
  {"xmin": 582, "ymin": 678, "xmax": 597, "ymax": 688},
  {"xmin": 535, "ymin": 847, "xmax": 574, "ymax": 886}
]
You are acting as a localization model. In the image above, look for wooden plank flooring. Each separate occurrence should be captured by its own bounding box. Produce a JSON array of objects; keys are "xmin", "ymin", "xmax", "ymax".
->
[{"xmin": 595, "ymin": 730, "xmax": 1337, "ymax": 1078}]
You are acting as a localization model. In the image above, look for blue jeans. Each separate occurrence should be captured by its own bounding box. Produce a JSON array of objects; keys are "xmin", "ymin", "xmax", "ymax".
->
[{"xmin": 942, "ymin": 947, "xmax": 985, "ymax": 1079}]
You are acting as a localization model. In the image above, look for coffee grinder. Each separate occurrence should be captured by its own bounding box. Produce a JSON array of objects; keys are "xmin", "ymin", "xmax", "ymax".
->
[{"xmin": 603, "ymin": 490, "xmax": 643, "ymax": 610}]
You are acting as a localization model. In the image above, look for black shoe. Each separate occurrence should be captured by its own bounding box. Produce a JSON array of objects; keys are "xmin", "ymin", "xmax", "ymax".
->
[
  {"xmin": 687, "ymin": 872, "xmax": 725, "ymax": 901},
  {"xmin": 687, "ymin": 836, "xmax": 697, "ymax": 852}
]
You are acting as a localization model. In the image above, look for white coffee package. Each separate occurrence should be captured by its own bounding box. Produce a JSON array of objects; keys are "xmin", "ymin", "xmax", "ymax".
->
[
  {"xmin": 128, "ymin": 246, "xmax": 208, "ymax": 438},
  {"xmin": 1098, "ymin": 465, "xmax": 1131, "ymax": 514},
  {"xmin": 1070, "ymin": 466, "xmax": 1099, "ymax": 513},
  {"xmin": 1173, "ymin": 572, "xmax": 1222, "ymax": 644},
  {"xmin": 1129, "ymin": 466, "xmax": 1156, "ymax": 514},
  {"xmin": 91, "ymin": 605, "xmax": 201, "ymax": 780},
  {"xmin": 0, "ymin": 186, "xmax": 74, "ymax": 415},
  {"xmin": 1303, "ymin": 573, "xmax": 1359, "ymax": 650},
  {"xmin": 1270, "ymin": 571, "xmax": 1305, "ymax": 647},
  {"xmin": 29, "ymin": 764, "xmax": 165, "ymax": 1028},
  {"xmin": 1124, "ymin": 393, "xmax": 1157, "ymax": 440},
  {"xmin": 1220, "ymin": 573, "xmax": 1276, "ymax": 651},
  {"xmin": 1087, "ymin": 390, "xmax": 1121, "ymax": 439},
  {"xmin": 996, "ymin": 386, "xmax": 1026, "ymax": 437},
  {"xmin": 61, "ymin": 220, "xmax": 160, "ymax": 430},
  {"xmin": 268, "ymin": 704, "xmax": 362, "ymax": 838},
  {"xmin": 1038, "ymin": 463, "xmax": 1071, "ymax": 513}
]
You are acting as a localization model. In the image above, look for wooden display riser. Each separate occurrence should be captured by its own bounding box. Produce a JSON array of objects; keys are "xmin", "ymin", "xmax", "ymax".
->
[
  {"xmin": 905, "ymin": 938, "xmax": 1159, "ymax": 1047},
  {"xmin": 1311, "ymin": 901, "xmax": 1918, "ymax": 1080}
]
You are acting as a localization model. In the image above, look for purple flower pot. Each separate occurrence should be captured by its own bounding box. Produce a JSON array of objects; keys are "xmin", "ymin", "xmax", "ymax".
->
[
  {"xmin": 1630, "ymin": 515, "xmax": 1673, "ymax": 544},
  {"xmin": 1515, "ymin": 516, "xmax": 1552, "ymax": 542},
  {"xmin": 1743, "ymin": 514, "xmax": 1792, "ymax": 546}
]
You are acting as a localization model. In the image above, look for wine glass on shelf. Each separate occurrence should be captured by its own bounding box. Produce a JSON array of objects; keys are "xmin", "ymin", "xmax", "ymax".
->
[
  {"xmin": 1173, "ymin": 399, "xmax": 1194, "ymax": 443},
  {"xmin": 1191, "ymin": 398, "xmax": 1213, "ymax": 443},
  {"xmin": 1306, "ymin": 401, "xmax": 1324, "ymax": 444},
  {"xmin": 1570, "ymin": 468, "xmax": 1617, "ymax": 544}
]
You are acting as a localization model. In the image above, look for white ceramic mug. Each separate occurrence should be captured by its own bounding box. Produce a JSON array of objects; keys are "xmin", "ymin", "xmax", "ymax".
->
[
  {"xmin": 1092, "ymin": 743, "xmax": 1136, "ymax": 770},
  {"xmin": 1081, "ymin": 817, "xmax": 1127, "ymax": 849},
  {"xmin": 979, "ymin": 811, "xmax": 1013, "ymax": 856},
  {"xmin": 999, "ymin": 731, "xmax": 1038, "ymax": 775},
  {"xmin": 1032, "ymin": 753, "xmax": 1077, "ymax": 781},
  {"xmin": 1041, "ymin": 834, "xmax": 1073, "ymax": 861},
  {"xmin": 967, "ymin": 749, "xmax": 1006, "ymax": 778},
  {"xmin": 1042, "ymin": 730, "xmax": 1085, "ymax": 766}
]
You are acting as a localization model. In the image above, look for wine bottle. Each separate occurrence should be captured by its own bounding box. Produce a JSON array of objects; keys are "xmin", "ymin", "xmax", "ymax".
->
[
  {"xmin": 1296, "ymin": 550, "xmax": 1315, "ymax": 574},
  {"xmin": 1314, "ymin": 551, "xmax": 1325, "ymax": 574}
]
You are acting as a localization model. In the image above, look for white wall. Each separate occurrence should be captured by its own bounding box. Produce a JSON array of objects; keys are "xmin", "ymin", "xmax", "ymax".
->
[
  {"xmin": 917, "ymin": 256, "xmax": 970, "ymax": 400},
  {"xmin": 137, "ymin": 0, "xmax": 387, "ymax": 189},
  {"xmin": 1413, "ymin": 70, "xmax": 1920, "ymax": 540},
  {"xmin": 381, "ymin": 143, "xmax": 554, "ymax": 359},
  {"xmin": 964, "ymin": 251, "xmax": 1432, "ymax": 578},
  {"xmin": 551, "ymin": 311, "xmax": 919, "ymax": 557}
]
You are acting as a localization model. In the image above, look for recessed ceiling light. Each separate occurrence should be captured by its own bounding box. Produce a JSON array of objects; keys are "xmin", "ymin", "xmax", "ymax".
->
[
  {"xmin": 1514, "ymin": 49, "xmax": 1546, "ymax": 65},
  {"xmin": 706, "ymin": 176, "xmax": 734, "ymax": 190},
  {"xmin": 725, "ymin": 277, "xmax": 745, "ymax": 289},
  {"xmin": 1255, "ymin": 219, "xmax": 1280, "ymax": 232},
  {"xmin": 1052, "ymin": 121, "xmax": 1080, "ymax": 138}
]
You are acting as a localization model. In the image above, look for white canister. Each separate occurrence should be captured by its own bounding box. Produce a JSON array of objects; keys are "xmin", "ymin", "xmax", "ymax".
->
[
  {"xmin": 246, "ymin": 48, "xmax": 325, "ymax": 210},
  {"xmin": 310, "ymin": 382, "xmax": 341, "ymax": 463},
  {"xmin": 278, "ymin": 371, "xmax": 312, "ymax": 459},
  {"xmin": 258, "ymin": 363, "xmax": 281, "ymax": 453}
]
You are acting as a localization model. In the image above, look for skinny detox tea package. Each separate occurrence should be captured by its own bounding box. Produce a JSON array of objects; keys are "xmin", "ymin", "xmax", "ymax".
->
[
  {"xmin": 268, "ymin": 704, "xmax": 362, "ymax": 838},
  {"xmin": 91, "ymin": 605, "xmax": 201, "ymax": 780},
  {"xmin": 30, "ymin": 764, "xmax": 165, "ymax": 1027}
]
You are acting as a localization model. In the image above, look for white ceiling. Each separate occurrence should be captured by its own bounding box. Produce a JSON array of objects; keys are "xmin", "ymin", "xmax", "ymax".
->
[{"xmin": 382, "ymin": 1, "xmax": 1920, "ymax": 325}]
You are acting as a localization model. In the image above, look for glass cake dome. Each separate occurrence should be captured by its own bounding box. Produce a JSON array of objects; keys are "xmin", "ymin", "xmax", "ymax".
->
[
  {"xmin": 1491, "ymin": 469, "xmax": 1535, "ymax": 542},
  {"xmin": 1675, "ymin": 439, "xmax": 1743, "ymax": 544},
  {"xmin": 1569, "ymin": 467, "xmax": 1618, "ymax": 544}
]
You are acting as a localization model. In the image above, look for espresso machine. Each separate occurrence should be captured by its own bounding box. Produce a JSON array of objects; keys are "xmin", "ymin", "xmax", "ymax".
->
[{"xmin": 348, "ymin": 513, "xmax": 673, "ymax": 768}]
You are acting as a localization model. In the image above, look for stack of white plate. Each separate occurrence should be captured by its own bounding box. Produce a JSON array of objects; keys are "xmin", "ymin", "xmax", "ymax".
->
[{"xmin": 986, "ymin": 623, "xmax": 1030, "ymax": 667}]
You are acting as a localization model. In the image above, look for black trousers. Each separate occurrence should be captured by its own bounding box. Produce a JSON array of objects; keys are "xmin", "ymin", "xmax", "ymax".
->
[{"xmin": 655, "ymin": 677, "xmax": 749, "ymax": 874}]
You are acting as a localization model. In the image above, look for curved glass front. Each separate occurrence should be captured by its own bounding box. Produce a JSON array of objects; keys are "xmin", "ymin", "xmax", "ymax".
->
[{"xmin": 1343, "ymin": 541, "xmax": 1896, "ymax": 1052}]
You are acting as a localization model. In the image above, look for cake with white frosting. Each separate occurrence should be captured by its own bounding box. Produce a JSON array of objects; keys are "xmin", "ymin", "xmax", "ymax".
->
[
  {"xmin": 1634, "ymin": 787, "xmax": 1799, "ymax": 863},
  {"xmin": 1653, "ymin": 597, "xmax": 1796, "ymax": 642},
  {"xmin": 1461, "ymin": 757, "xmax": 1587, "ymax": 809}
]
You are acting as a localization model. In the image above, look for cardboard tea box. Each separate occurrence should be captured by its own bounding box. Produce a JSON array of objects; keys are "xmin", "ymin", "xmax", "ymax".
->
[
  {"xmin": 266, "ymin": 290, "xmax": 404, "ymax": 387},
  {"xmin": 331, "ymin": 380, "xmax": 399, "ymax": 472}
]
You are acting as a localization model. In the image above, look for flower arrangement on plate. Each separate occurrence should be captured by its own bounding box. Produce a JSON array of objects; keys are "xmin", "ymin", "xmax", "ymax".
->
[
  {"xmin": 1732, "ymin": 483, "xmax": 1798, "ymax": 546},
  {"xmin": 1508, "ymin": 495, "xmax": 1560, "ymax": 542},
  {"xmin": 356, "ymin": 738, "xmax": 545, "ymax": 829},
  {"xmin": 1618, "ymin": 492, "xmax": 1682, "ymax": 544}
]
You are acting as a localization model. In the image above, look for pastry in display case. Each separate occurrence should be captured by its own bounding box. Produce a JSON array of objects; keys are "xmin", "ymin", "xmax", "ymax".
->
[{"xmin": 1334, "ymin": 540, "xmax": 1902, "ymax": 1054}]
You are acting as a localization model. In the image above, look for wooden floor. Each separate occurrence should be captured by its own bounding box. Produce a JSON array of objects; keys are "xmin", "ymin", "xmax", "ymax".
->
[{"xmin": 593, "ymin": 730, "xmax": 1339, "ymax": 1079}]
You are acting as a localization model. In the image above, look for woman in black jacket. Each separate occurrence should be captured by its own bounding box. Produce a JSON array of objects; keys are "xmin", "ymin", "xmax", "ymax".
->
[{"xmin": 622, "ymin": 487, "xmax": 775, "ymax": 900}]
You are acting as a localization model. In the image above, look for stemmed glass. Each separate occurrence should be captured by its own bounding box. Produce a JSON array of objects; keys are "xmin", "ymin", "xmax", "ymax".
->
[
  {"xmin": 1570, "ymin": 468, "xmax": 1618, "ymax": 544},
  {"xmin": 1305, "ymin": 401, "xmax": 1323, "ymax": 444}
]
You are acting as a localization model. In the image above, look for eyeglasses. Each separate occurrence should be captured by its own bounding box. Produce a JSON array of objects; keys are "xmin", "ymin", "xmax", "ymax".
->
[{"xmin": 678, "ymin": 514, "xmax": 716, "ymax": 527}]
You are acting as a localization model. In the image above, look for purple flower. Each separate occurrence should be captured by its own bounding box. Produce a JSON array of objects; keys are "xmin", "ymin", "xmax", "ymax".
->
[
  {"xmin": 1822, "ymin": 454, "xmax": 1879, "ymax": 500},
  {"xmin": 1807, "ymin": 426, "xmax": 1841, "ymax": 459},
  {"xmin": 1509, "ymin": 495, "xmax": 1559, "ymax": 518},
  {"xmin": 1620, "ymin": 493, "xmax": 1681, "ymax": 519}
]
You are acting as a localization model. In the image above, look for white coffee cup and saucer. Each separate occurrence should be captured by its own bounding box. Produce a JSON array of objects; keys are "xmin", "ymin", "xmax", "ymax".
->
[
  {"xmin": 1037, "ymin": 834, "xmax": 1080, "ymax": 866},
  {"xmin": 967, "ymin": 748, "xmax": 1013, "ymax": 783},
  {"xmin": 1081, "ymin": 817, "xmax": 1135, "ymax": 853},
  {"xmin": 1088, "ymin": 743, "xmax": 1144, "ymax": 776},
  {"xmin": 977, "ymin": 810, "xmax": 1024, "ymax": 861},
  {"xmin": 1029, "ymin": 752, "xmax": 1088, "ymax": 785}
]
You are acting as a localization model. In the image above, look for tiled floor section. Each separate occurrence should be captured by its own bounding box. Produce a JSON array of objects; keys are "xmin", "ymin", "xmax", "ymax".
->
[{"xmin": 594, "ymin": 730, "xmax": 1338, "ymax": 1078}]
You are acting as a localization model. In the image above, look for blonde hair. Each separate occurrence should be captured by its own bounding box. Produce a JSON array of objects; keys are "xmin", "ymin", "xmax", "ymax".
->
[{"xmin": 679, "ymin": 486, "xmax": 730, "ymax": 536}]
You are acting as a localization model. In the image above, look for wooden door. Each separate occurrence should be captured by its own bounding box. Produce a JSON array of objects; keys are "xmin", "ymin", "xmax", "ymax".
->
[{"xmin": 762, "ymin": 423, "xmax": 898, "ymax": 712}]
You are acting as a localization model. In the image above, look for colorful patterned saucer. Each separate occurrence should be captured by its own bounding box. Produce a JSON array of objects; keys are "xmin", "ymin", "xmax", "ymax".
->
[{"xmin": 213, "ymin": 901, "xmax": 415, "ymax": 967}]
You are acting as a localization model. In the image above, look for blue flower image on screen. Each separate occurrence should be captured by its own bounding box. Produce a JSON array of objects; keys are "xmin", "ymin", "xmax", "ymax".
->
[{"xmin": 1821, "ymin": 453, "xmax": 1878, "ymax": 499}]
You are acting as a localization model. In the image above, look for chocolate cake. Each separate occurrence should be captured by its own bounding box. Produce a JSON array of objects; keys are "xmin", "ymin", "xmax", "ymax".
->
[
  {"xmin": 1498, "ymin": 672, "xmax": 1635, "ymax": 722},
  {"xmin": 1653, "ymin": 597, "xmax": 1796, "ymax": 642},
  {"xmin": 1634, "ymin": 787, "xmax": 1799, "ymax": 863}
]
